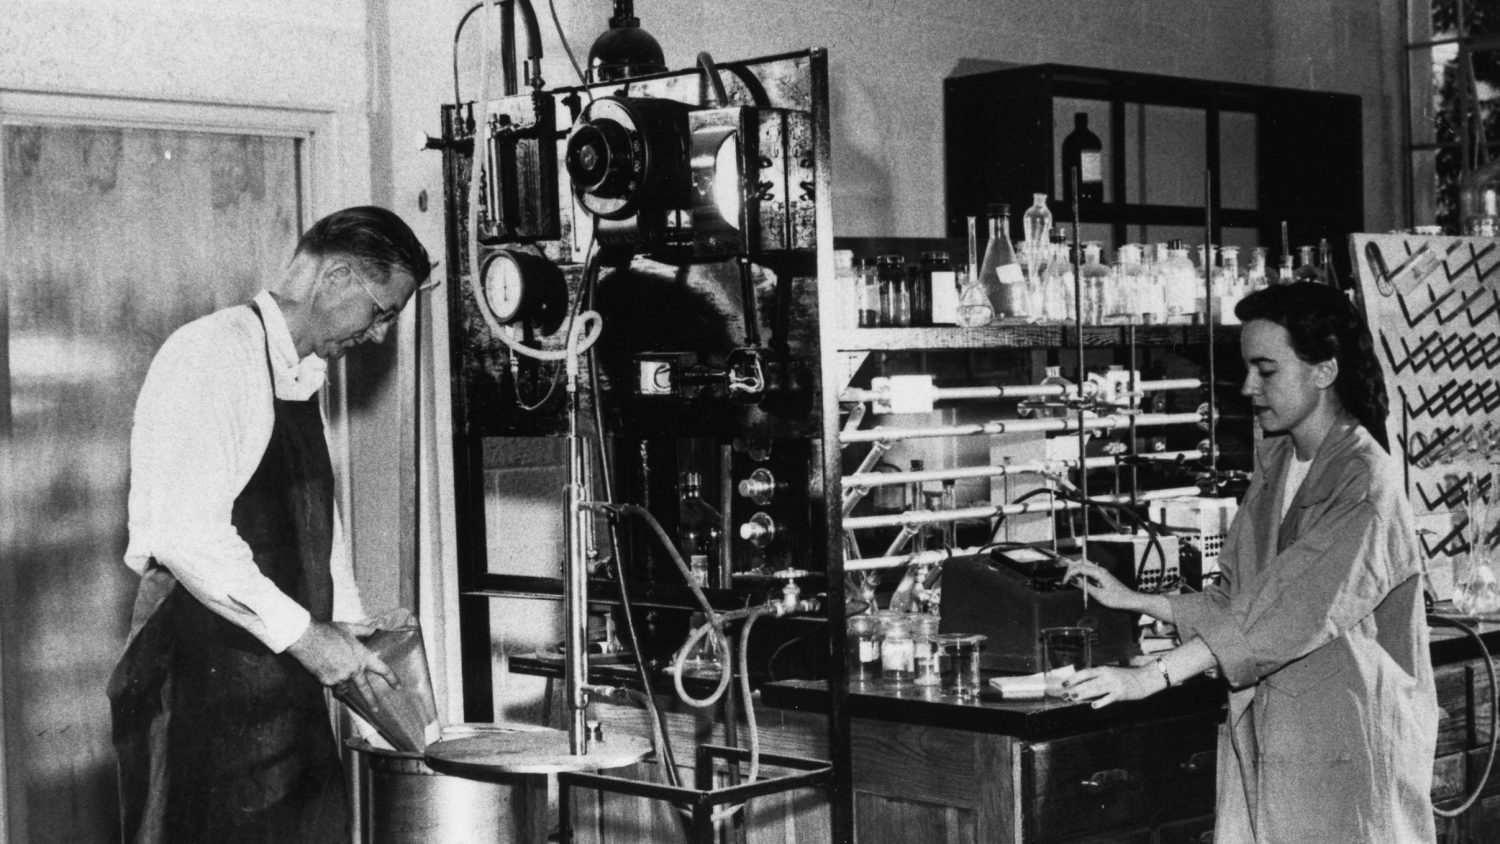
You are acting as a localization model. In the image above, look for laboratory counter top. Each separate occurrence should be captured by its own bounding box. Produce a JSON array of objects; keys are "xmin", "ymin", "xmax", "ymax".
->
[
  {"xmin": 511, "ymin": 610, "xmax": 1500, "ymax": 745},
  {"xmin": 1427, "ymin": 606, "xmax": 1500, "ymax": 664},
  {"xmin": 761, "ymin": 675, "xmax": 1226, "ymax": 742},
  {"xmin": 763, "ymin": 609, "xmax": 1500, "ymax": 743}
]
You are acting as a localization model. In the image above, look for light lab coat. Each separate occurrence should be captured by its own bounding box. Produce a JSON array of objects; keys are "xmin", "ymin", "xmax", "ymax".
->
[{"xmin": 1168, "ymin": 418, "xmax": 1438, "ymax": 843}]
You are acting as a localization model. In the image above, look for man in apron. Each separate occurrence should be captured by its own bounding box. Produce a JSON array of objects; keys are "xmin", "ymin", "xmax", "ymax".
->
[{"xmin": 108, "ymin": 206, "xmax": 432, "ymax": 842}]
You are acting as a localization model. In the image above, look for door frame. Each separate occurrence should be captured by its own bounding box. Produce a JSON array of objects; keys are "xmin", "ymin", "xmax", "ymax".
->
[{"xmin": 0, "ymin": 88, "xmax": 343, "ymax": 844}]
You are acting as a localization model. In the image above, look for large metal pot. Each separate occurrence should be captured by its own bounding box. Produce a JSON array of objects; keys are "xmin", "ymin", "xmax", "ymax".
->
[{"xmin": 350, "ymin": 725, "xmax": 544, "ymax": 844}]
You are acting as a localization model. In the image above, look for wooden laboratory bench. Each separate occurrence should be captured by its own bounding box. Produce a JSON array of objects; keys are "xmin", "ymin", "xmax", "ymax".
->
[
  {"xmin": 756, "ymin": 615, "xmax": 1500, "ymax": 844},
  {"xmin": 763, "ymin": 676, "xmax": 1225, "ymax": 844},
  {"xmin": 512, "ymin": 617, "xmax": 1500, "ymax": 844},
  {"xmin": 1428, "ymin": 611, "xmax": 1500, "ymax": 843}
]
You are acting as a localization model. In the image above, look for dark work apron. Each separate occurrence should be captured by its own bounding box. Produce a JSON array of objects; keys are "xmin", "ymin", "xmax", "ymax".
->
[{"xmin": 108, "ymin": 302, "xmax": 347, "ymax": 843}]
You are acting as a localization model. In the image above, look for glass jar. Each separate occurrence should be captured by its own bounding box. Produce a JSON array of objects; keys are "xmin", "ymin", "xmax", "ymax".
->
[
  {"xmin": 877, "ymin": 254, "xmax": 909, "ymax": 327},
  {"xmin": 921, "ymin": 251, "xmax": 956, "ymax": 326},
  {"xmin": 847, "ymin": 614, "xmax": 880, "ymax": 687},
  {"xmin": 912, "ymin": 614, "xmax": 942, "ymax": 686},
  {"xmin": 856, "ymin": 258, "xmax": 881, "ymax": 328},
  {"xmin": 878, "ymin": 615, "xmax": 915, "ymax": 687}
]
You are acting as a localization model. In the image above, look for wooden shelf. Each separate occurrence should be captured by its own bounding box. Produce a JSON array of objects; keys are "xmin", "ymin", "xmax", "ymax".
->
[{"xmin": 836, "ymin": 322, "xmax": 1240, "ymax": 352}]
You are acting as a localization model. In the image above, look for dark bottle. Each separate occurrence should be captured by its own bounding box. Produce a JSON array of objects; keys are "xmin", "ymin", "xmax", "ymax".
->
[
  {"xmin": 856, "ymin": 257, "xmax": 881, "ymax": 328},
  {"xmin": 877, "ymin": 254, "xmax": 910, "ymax": 326},
  {"xmin": 921, "ymin": 251, "xmax": 957, "ymax": 325},
  {"xmin": 677, "ymin": 472, "xmax": 723, "ymax": 587},
  {"xmin": 1061, "ymin": 113, "xmax": 1104, "ymax": 205},
  {"xmin": 907, "ymin": 264, "xmax": 931, "ymax": 327}
]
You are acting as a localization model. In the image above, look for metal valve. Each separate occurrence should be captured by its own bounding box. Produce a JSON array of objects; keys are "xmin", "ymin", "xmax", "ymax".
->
[
  {"xmin": 739, "ymin": 511, "xmax": 778, "ymax": 548},
  {"xmin": 737, "ymin": 468, "xmax": 778, "ymax": 505}
]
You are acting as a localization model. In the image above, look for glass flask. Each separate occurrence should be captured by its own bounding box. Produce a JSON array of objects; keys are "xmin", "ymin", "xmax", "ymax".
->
[
  {"xmin": 979, "ymin": 204, "xmax": 1024, "ymax": 322},
  {"xmin": 1455, "ymin": 480, "xmax": 1500, "ymax": 616},
  {"xmin": 956, "ymin": 264, "xmax": 994, "ymax": 326},
  {"xmin": 1021, "ymin": 194, "xmax": 1053, "ymax": 297},
  {"xmin": 1022, "ymin": 193, "xmax": 1053, "ymax": 261}
]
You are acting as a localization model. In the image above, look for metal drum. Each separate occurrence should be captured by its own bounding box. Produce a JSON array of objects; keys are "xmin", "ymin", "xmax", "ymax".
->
[{"xmin": 350, "ymin": 725, "xmax": 537, "ymax": 844}]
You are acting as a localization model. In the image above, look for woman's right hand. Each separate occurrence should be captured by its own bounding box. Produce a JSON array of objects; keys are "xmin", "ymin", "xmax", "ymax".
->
[{"xmin": 1064, "ymin": 560, "xmax": 1140, "ymax": 612}]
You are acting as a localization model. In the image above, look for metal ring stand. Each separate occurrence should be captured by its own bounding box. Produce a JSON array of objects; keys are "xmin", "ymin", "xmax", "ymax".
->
[
  {"xmin": 421, "ymin": 726, "xmax": 652, "ymax": 843},
  {"xmin": 557, "ymin": 743, "xmax": 834, "ymax": 844}
]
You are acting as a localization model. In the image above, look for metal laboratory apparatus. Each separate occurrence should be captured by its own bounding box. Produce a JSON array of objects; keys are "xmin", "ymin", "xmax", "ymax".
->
[{"xmin": 417, "ymin": 2, "xmax": 847, "ymax": 841}]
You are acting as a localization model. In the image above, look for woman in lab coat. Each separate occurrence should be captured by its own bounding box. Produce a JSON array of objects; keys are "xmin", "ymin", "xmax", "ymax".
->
[{"xmin": 1063, "ymin": 282, "xmax": 1437, "ymax": 843}]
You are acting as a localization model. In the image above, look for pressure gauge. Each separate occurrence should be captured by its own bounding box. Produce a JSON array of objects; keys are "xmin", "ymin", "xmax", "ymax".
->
[{"xmin": 478, "ymin": 248, "xmax": 567, "ymax": 333}]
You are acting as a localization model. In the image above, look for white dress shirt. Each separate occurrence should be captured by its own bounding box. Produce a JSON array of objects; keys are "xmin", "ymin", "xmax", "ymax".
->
[{"xmin": 125, "ymin": 290, "xmax": 365, "ymax": 652}]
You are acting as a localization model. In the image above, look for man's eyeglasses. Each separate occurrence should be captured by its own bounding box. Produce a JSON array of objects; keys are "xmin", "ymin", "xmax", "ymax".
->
[{"xmin": 349, "ymin": 268, "xmax": 402, "ymax": 327}]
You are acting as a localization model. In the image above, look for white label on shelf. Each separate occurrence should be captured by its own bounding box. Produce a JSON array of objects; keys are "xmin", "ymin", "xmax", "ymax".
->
[{"xmin": 997, "ymin": 263, "xmax": 1024, "ymax": 285}]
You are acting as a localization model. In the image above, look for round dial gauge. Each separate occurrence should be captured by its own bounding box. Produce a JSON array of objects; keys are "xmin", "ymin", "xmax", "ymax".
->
[{"xmin": 480, "ymin": 251, "xmax": 527, "ymax": 324}]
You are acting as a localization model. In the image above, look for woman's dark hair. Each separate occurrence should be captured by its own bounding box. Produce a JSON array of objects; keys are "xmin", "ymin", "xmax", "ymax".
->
[
  {"xmin": 1234, "ymin": 281, "xmax": 1389, "ymax": 450},
  {"xmin": 295, "ymin": 205, "xmax": 431, "ymax": 290}
]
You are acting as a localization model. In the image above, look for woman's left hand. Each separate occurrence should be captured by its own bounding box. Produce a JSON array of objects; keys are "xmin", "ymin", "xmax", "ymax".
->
[{"xmin": 1059, "ymin": 665, "xmax": 1166, "ymax": 709}]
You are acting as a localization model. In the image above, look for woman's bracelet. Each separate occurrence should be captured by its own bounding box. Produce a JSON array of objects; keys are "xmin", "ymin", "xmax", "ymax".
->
[{"xmin": 1154, "ymin": 656, "xmax": 1173, "ymax": 689}]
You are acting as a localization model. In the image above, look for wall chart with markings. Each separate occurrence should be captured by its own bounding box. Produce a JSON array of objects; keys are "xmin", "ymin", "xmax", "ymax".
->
[{"xmin": 1352, "ymin": 234, "xmax": 1500, "ymax": 602}]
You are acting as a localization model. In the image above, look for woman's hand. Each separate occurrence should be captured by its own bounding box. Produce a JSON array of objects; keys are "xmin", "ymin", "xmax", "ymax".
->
[
  {"xmin": 1059, "ymin": 665, "xmax": 1166, "ymax": 708},
  {"xmin": 1064, "ymin": 560, "xmax": 1140, "ymax": 612}
]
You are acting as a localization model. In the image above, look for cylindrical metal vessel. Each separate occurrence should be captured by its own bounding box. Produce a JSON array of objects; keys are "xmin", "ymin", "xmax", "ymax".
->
[{"xmin": 350, "ymin": 726, "xmax": 535, "ymax": 844}]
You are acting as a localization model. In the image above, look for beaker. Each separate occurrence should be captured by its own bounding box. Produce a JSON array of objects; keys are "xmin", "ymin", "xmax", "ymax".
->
[
  {"xmin": 1039, "ymin": 626, "xmax": 1093, "ymax": 697},
  {"xmin": 937, "ymin": 633, "xmax": 986, "ymax": 700}
]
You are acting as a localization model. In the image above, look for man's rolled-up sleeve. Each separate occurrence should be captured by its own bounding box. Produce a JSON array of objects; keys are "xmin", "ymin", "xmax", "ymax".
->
[{"xmin": 131, "ymin": 325, "xmax": 311, "ymax": 653}]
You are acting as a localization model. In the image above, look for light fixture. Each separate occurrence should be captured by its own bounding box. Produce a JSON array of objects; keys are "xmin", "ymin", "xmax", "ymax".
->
[{"xmin": 586, "ymin": 0, "xmax": 666, "ymax": 83}]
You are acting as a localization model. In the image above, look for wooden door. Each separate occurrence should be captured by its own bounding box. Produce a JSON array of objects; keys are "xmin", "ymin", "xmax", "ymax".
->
[{"xmin": 1, "ymin": 117, "xmax": 302, "ymax": 842}]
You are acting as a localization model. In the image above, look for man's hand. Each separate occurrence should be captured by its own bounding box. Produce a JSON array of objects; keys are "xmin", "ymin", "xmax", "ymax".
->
[{"xmin": 286, "ymin": 620, "xmax": 400, "ymax": 706}]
